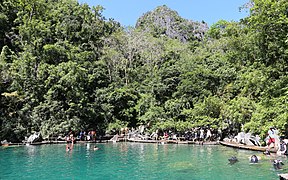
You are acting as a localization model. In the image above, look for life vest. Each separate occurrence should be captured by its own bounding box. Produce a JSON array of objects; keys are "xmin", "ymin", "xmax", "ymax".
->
[{"xmin": 280, "ymin": 143, "xmax": 286, "ymax": 151}]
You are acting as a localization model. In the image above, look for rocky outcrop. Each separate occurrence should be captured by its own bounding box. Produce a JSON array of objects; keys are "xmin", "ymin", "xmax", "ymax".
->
[
  {"xmin": 135, "ymin": 5, "xmax": 208, "ymax": 42},
  {"xmin": 27, "ymin": 132, "xmax": 41, "ymax": 143},
  {"xmin": 232, "ymin": 132, "xmax": 261, "ymax": 146}
]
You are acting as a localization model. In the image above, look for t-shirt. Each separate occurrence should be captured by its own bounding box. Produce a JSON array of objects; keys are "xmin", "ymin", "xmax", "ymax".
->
[{"xmin": 268, "ymin": 129, "xmax": 275, "ymax": 138}]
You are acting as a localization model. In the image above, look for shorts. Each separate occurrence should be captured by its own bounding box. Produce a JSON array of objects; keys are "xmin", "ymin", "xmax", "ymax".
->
[{"xmin": 268, "ymin": 138, "xmax": 275, "ymax": 144}]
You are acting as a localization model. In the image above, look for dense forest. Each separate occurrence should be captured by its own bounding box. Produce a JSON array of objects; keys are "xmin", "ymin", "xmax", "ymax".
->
[{"xmin": 0, "ymin": 0, "xmax": 287, "ymax": 142}]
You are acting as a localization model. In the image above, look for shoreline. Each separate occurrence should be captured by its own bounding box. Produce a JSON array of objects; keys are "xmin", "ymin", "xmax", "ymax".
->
[
  {"xmin": 0, "ymin": 140, "xmax": 108, "ymax": 147},
  {"xmin": 1, "ymin": 139, "xmax": 273, "ymax": 154},
  {"xmin": 1, "ymin": 139, "xmax": 218, "ymax": 147},
  {"xmin": 126, "ymin": 138, "xmax": 219, "ymax": 145}
]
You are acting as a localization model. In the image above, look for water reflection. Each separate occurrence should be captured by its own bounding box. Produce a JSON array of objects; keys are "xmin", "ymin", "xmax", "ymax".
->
[
  {"xmin": 66, "ymin": 143, "xmax": 73, "ymax": 152},
  {"xmin": 119, "ymin": 143, "xmax": 128, "ymax": 153},
  {"xmin": 85, "ymin": 143, "xmax": 91, "ymax": 157},
  {"xmin": 26, "ymin": 145, "xmax": 37, "ymax": 157}
]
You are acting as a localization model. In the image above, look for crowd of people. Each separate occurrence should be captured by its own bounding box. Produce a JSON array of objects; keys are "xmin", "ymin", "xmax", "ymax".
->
[
  {"xmin": 65, "ymin": 130, "xmax": 97, "ymax": 144},
  {"xmin": 229, "ymin": 153, "xmax": 285, "ymax": 170},
  {"xmin": 151, "ymin": 127, "xmax": 219, "ymax": 142},
  {"xmin": 63, "ymin": 126, "xmax": 287, "ymax": 156},
  {"xmin": 63, "ymin": 126, "xmax": 287, "ymax": 171},
  {"xmin": 227, "ymin": 126, "xmax": 287, "ymax": 171},
  {"xmin": 126, "ymin": 126, "xmax": 221, "ymax": 142},
  {"xmin": 182, "ymin": 127, "xmax": 215, "ymax": 142},
  {"xmin": 65, "ymin": 129, "xmax": 99, "ymax": 152}
]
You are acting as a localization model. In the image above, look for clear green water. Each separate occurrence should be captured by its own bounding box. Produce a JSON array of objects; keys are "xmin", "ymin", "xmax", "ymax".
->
[{"xmin": 0, "ymin": 143, "xmax": 287, "ymax": 179}]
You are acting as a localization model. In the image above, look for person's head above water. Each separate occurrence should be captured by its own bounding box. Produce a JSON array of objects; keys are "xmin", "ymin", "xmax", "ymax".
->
[
  {"xmin": 250, "ymin": 155, "xmax": 258, "ymax": 163},
  {"xmin": 263, "ymin": 150, "xmax": 270, "ymax": 155},
  {"xmin": 273, "ymin": 159, "xmax": 284, "ymax": 169},
  {"xmin": 228, "ymin": 156, "xmax": 238, "ymax": 164}
]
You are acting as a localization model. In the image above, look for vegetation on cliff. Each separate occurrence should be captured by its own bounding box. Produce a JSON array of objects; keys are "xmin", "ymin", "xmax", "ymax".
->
[{"xmin": 0, "ymin": 0, "xmax": 287, "ymax": 142}]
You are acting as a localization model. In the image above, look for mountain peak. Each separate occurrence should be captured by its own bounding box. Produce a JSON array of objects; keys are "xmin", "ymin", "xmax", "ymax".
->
[{"xmin": 135, "ymin": 5, "xmax": 208, "ymax": 42}]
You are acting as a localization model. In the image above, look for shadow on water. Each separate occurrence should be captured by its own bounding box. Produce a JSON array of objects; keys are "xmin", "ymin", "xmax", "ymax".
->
[{"xmin": 177, "ymin": 168, "xmax": 195, "ymax": 174}]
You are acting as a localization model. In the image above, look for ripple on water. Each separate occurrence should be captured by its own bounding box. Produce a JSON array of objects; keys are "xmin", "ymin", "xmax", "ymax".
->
[{"xmin": 0, "ymin": 143, "xmax": 287, "ymax": 179}]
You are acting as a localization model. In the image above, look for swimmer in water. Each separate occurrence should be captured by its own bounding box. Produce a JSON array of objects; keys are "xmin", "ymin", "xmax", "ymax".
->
[
  {"xmin": 249, "ymin": 155, "xmax": 261, "ymax": 163},
  {"xmin": 228, "ymin": 156, "xmax": 238, "ymax": 164},
  {"xmin": 273, "ymin": 159, "xmax": 284, "ymax": 170}
]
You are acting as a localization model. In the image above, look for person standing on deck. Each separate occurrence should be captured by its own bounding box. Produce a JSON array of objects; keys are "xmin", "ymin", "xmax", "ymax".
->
[
  {"xmin": 267, "ymin": 126, "xmax": 276, "ymax": 152},
  {"xmin": 206, "ymin": 128, "xmax": 212, "ymax": 142},
  {"xmin": 199, "ymin": 128, "xmax": 204, "ymax": 141}
]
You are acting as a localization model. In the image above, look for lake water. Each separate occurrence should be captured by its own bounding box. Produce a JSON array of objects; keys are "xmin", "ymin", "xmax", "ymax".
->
[{"xmin": 0, "ymin": 142, "xmax": 287, "ymax": 179}]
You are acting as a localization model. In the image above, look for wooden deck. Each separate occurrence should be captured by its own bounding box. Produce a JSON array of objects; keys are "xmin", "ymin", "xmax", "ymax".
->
[
  {"xmin": 1, "ymin": 140, "xmax": 108, "ymax": 147},
  {"xmin": 219, "ymin": 141, "xmax": 276, "ymax": 153},
  {"xmin": 127, "ymin": 138, "xmax": 219, "ymax": 145},
  {"xmin": 279, "ymin": 174, "xmax": 288, "ymax": 180}
]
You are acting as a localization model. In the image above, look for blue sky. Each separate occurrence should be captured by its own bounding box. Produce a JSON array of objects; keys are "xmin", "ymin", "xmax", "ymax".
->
[{"xmin": 78, "ymin": 0, "xmax": 250, "ymax": 27}]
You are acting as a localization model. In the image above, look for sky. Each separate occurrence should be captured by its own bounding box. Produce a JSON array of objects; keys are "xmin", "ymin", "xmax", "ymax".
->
[{"xmin": 78, "ymin": 0, "xmax": 250, "ymax": 27}]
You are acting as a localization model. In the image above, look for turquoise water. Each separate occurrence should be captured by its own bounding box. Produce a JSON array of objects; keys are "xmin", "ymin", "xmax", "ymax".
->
[{"xmin": 0, "ymin": 143, "xmax": 287, "ymax": 179}]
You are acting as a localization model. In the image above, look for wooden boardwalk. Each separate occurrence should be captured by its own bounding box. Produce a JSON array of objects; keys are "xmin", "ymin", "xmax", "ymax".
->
[
  {"xmin": 1, "ymin": 140, "xmax": 108, "ymax": 147},
  {"xmin": 219, "ymin": 141, "xmax": 276, "ymax": 153},
  {"xmin": 279, "ymin": 174, "xmax": 288, "ymax": 180},
  {"xmin": 127, "ymin": 138, "xmax": 219, "ymax": 145}
]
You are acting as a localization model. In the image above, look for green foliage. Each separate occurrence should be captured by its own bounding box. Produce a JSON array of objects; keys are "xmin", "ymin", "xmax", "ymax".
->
[
  {"xmin": 221, "ymin": 97, "xmax": 256, "ymax": 133},
  {"xmin": 1, "ymin": 0, "xmax": 288, "ymax": 142},
  {"xmin": 208, "ymin": 20, "xmax": 241, "ymax": 39},
  {"xmin": 180, "ymin": 96, "xmax": 222, "ymax": 129},
  {"xmin": 107, "ymin": 120, "xmax": 128, "ymax": 134}
]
